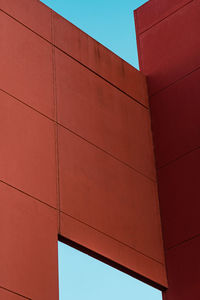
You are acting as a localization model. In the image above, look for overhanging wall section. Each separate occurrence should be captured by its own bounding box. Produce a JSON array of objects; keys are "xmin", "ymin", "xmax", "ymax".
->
[
  {"xmin": 0, "ymin": 0, "xmax": 167, "ymax": 298},
  {"xmin": 135, "ymin": 0, "xmax": 200, "ymax": 299}
]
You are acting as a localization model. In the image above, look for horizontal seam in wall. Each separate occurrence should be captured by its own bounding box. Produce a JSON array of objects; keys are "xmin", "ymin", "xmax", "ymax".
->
[
  {"xmin": 0, "ymin": 8, "xmax": 148, "ymax": 110},
  {"xmin": 54, "ymin": 45, "xmax": 149, "ymax": 110},
  {"xmin": 158, "ymin": 145, "xmax": 200, "ymax": 169},
  {"xmin": 0, "ymin": 179, "xmax": 57, "ymax": 211},
  {"xmin": 0, "ymin": 286, "xmax": 31, "ymax": 300},
  {"xmin": 0, "ymin": 178, "xmax": 164, "ymax": 266},
  {"xmin": 58, "ymin": 122, "xmax": 156, "ymax": 182},
  {"xmin": 0, "ymin": 88, "xmax": 55, "ymax": 122},
  {"xmin": 0, "ymin": 88, "xmax": 156, "ymax": 183},
  {"xmin": 150, "ymin": 65, "xmax": 200, "ymax": 98},
  {"xmin": 61, "ymin": 210, "xmax": 165, "ymax": 265},
  {"xmin": 166, "ymin": 233, "xmax": 200, "ymax": 251},
  {"xmin": 139, "ymin": 0, "xmax": 194, "ymax": 35}
]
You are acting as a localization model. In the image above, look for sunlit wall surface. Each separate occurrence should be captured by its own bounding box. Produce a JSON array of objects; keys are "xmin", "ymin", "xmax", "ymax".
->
[
  {"xmin": 40, "ymin": 0, "xmax": 149, "ymax": 69},
  {"xmin": 58, "ymin": 242, "xmax": 162, "ymax": 300}
]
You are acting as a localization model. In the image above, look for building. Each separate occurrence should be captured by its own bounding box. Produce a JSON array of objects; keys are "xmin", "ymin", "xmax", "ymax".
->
[{"xmin": 0, "ymin": 0, "xmax": 199, "ymax": 299}]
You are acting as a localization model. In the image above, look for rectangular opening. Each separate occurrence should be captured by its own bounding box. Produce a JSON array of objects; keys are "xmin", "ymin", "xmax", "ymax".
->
[{"xmin": 58, "ymin": 238, "xmax": 163, "ymax": 300}]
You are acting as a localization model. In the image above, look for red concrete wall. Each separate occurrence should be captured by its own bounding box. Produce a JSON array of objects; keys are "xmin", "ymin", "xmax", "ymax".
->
[
  {"xmin": 0, "ymin": 0, "xmax": 167, "ymax": 298},
  {"xmin": 135, "ymin": 0, "xmax": 200, "ymax": 299}
]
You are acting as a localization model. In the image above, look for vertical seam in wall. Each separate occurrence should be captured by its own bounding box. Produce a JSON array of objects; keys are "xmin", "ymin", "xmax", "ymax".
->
[
  {"xmin": 148, "ymin": 91, "xmax": 169, "ymax": 288},
  {"xmin": 148, "ymin": 90, "xmax": 169, "ymax": 283},
  {"xmin": 0, "ymin": 8, "xmax": 148, "ymax": 109},
  {"xmin": 51, "ymin": 10, "xmax": 61, "ymax": 233},
  {"xmin": 135, "ymin": 11, "xmax": 167, "ymax": 284},
  {"xmin": 146, "ymin": 80, "xmax": 168, "ymax": 283},
  {"xmin": 51, "ymin": 9, "xmax": 56, "ymax": 120},
  {"xmin": 135, "ymin": 12, "xmax": 166, "ymax": 274}
]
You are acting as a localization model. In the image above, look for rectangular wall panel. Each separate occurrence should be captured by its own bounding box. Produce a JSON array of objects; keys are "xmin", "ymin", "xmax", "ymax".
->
[
  {"xmin": 53, "ymin": 12, "xmax": 149, "ymax": 106},
  {"xmin": 0, "ymin": 0, "xmax": 52, "ymax": 41},
  {"xmin": 55, "ymin": 48, "xmax": 156, "ymax": 179},
  {"xmin": 150, "ymin": 68, "xmax": 200, "ymax": 167},
  {"xmin": 163, "ymin": 236, "xmax": 200, "ymax": 300},
  {"xmin": 60, "ymin": 212, "xmax": 167, "ymax": 287},
  {"xmin": 0, "ymin": 182, "xmax": 59, "ymax": 300},
  {"xmin": 0, "ymin": 11, "xmax": 54, "ymax": 118},
  {"xmin": 158, "ymin": 148, "xmax": 200, "ymax": 249},
  {"xmin": 138, "ymin": 0, "xmax": 200, "ymax": 95},
  {"xmin": 135, "ymin": 0, "xmax": 193, "ymax": 33},
  {"xmin": 58, "ymin": 125, "xmax": 164, "ymax": 264},
  {"xmin": 0, "ymin": 90, "xmax": 57, "ymax": 208}
]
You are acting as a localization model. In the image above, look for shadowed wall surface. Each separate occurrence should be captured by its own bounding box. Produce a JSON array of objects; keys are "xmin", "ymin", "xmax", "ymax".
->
[
  {"xmin": 0, "ymin": 0, "xmax": 166, "ymax": 299},
  {"xmin": 135, "ymin": 0, "xmax": 200, "ymax": 299}
]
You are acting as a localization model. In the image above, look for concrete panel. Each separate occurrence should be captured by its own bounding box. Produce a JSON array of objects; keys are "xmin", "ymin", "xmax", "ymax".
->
[
  {"xmin": 163, "ymin": 236, "xmax": 200, "ymax": 300},
  {"xmin": 0, "ymin": 11, "xmax": 54, "ymax": 118},
  {"xmin": 60, "ymin": 212, "xmax": 167, "ymax": 288},
  {"xmin": 58, "ymin": 125, "xmax": 164, "ymax": 264},
  {"xmin": 150, "ymin": 68, "xmax": 200, "ymax": 167},
  {"xmin": 55, "ymin": 49, "xmax": 156, "ymax": 179},
  {"xmin": 135, "ymin": 0, "xmax": 192, "ymax": 34},
  {"xmin": 138, "ymin": 0, "xmax": 200, "ymax": 95},
  {"xmin": 158, "ymin": 148, "xmax": 200, "ymax": 249},
  {"xmin": 0, "ymin": 182, "xmax": 59, "ymax": 300},
  {"xmin": 0, "ymin": 91, "xmax": 57, "ymax": 208},
  {"xmin": 0, "ymin": 0, "xmax": 52, "ymax": 41},
  {"xmin": 53, "ymin": 13, "xmax": 149, "ymax": 107}
]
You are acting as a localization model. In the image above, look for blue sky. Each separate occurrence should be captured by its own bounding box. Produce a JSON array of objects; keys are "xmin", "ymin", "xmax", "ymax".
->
[
  {"xmin": 58, "ymin": 242, "xmax": 162, "ymax": 300},
  {"xmin": 40, "ymin": 0, "xmax": 149, "ymax": 69}
]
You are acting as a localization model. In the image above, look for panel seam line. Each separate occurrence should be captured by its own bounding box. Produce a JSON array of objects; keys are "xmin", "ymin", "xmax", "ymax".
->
[
  {"xmin": 150, "ymin": 65, "xmax": 200, "ymax": 98},
  {"xmin": 0, "ymin": 88, "xmax": 156, "ymax": 183},
  {"xmin": 51, "ymin": 9, "xmax": 61, "ymax": 233},
  {"xmin": 0, "ymin": 8, "xmax": 149, "ymax": 110},
  {"xmin": 139, "ymin": 0, "xmax": 194, "ymax": 35},
  {"xmin": 167, "ymin": 233, "xmax": 200, "ymax": 250},
  {"xmin": 60, "ymin": 211, "xmax": 165, "ymax": 265},
  {"xmin": 0, "ymin": 285, "xmax": 31, "ymax": 299},
  {"xmin": 158, "ymin": 145, "xmax": 200, "ymax": 169},
  {"xmin": 0, "ymin": 179, "xmax": 57, "ymax": 211}
]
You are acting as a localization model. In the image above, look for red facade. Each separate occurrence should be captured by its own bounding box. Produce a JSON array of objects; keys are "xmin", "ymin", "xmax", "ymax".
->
[
  {"xmin": 135, "ymin": 0, "xmax": 200, "ymax": 299},
  {"xmin": 1, "ymin": 0, "xmax": 198, "ymax": 299},
  {"xmin": 0, "ymin": 0, "xmax": 167, "ymax": 299}
]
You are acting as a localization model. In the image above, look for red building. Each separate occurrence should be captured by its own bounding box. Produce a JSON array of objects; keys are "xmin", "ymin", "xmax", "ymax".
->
[
  {"xmin": 0, "ymin": 0, "xmax": 199, "ymax": 299},
  {"xmin": 135, "ymin": 1, "xmax": 200, "ymax": 299}
]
